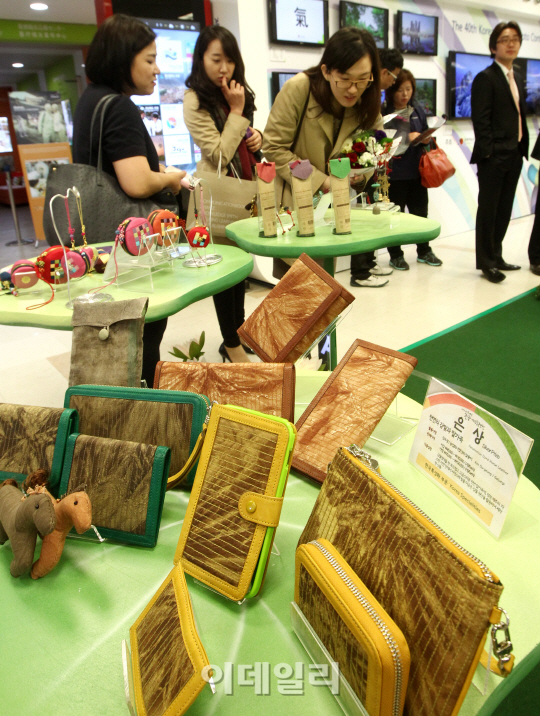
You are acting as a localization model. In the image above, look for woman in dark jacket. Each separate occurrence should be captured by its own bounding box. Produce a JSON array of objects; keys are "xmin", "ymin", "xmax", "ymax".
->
[
  {"xmin": 72, "ymin": 14, "xmax": 185, "ymax": 386},
  {"xmin": 384, "ymin": 69, "xmax": 442, "ymax": 270}
]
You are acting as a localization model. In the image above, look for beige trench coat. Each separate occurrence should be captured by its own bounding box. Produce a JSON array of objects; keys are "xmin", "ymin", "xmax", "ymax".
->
[{"xmin": 262, "ymin": 72, "xmax": 383, "ymax": 208}]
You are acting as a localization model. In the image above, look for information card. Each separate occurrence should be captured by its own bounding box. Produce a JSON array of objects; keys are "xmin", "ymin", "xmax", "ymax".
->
[{"xmin": 409, "ymin": 378, "xmax": 533, "ymax": 538}]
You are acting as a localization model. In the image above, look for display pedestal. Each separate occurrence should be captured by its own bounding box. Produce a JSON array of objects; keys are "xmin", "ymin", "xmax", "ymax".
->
[
  {"xmin": 290, "ymin": 601, "xmax": 369, "ymax": 716},
  {"xmin": 102, "ymin": 236, "xmax": 172, "ymax": 293}
]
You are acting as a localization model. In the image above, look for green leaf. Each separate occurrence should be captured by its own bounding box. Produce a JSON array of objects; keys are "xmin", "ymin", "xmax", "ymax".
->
[
  {"xmin": 188, "ymin": 341, "xmax": 199, "ymax": 359},
  {"xmin": 199, "ymin": 330, "xmax": 205, "ymax": 350},
  {"xmin": 169, "ymin": 347, "xmax": 189, "ymax": 361}
]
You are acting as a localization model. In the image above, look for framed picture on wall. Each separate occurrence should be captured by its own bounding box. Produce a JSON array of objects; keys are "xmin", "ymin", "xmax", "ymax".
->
[
  {"xmin": 415, "ymin": 78, "xmax": 437, "ymax": 117},
  {"xmin": 268, "ymin": 0, "xmax": 329, "ymax": 47},
  {"xmin": 270, "ymin": 71, "xmax": 299, "ymax": 103},
  {"xmin": 339, "ymin": 2, "xmax": 389, "ymax": 49},
  {"xmin": 396, "ymin": 11, "xmax": 438, "ymax": 56}
]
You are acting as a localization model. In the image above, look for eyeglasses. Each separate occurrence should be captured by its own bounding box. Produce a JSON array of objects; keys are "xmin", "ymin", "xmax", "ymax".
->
[
  {"xmin": 497, "ymin": 36, "xmax": 521, "ymax": 45},
  {"xmin": 387, "ymin": 70, "xmax": 398, "ymax": 81},
  {"xmin": 330, "ymin": 73, "xmax": 374, "ymax": 90}
]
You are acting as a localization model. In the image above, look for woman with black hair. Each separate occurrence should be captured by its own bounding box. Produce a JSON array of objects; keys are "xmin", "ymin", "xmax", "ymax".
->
[
  {"xmin": 183, "ymin": 25, "xmax": 262, "ymax": 363},
  {"xmin": 262, "ymin": 27, "xmax": 383, "ymax": 279},
  {"xmin": 72, "ymin": 13, "xmax": 186, "ymax": 386}
]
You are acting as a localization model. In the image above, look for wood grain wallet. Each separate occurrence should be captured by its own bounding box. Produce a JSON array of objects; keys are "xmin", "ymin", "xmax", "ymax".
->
[
  {"xmin": 59, "ymin": 433, "xmax": 171, "ymax": 547},
  {"xmin": 124, "ymin": 564, "xmax": 213, "ymax": 716},
  {"xmin": 154, "ymin": 361, "xmax": 296, "ymax": 422},
  {"xmin": 299, "ymin": 446, "xmax": 514, "ymax": 716},
  {"xmin": 292, "ymin": 339, "xmax": 418, "ymax": 483},
  {"xmin": 237, "ymin": 253, "xmax": 355, "ymax": 363},
  {"xmin": 174, "ymin": 404, "xmax": 297, "ymax": 601},
  {"xmin": 295, "ymin": 538, "xmax": 410, "ymax": 716}
]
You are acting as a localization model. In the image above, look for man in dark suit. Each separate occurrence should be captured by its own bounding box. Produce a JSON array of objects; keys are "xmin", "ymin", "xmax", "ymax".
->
[
  {"xmin": 527, "ymin": 134, "xmax": 540, "ymax": 275},
  {"xmin": 471, "ymin": 21, "xmax": 528, "ymax": 283}
]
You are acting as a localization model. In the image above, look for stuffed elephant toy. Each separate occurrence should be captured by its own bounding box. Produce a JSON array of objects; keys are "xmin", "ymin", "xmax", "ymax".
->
[{"xmin": 0, "ymin": 481, "xmax": 56, "ymax": 577}]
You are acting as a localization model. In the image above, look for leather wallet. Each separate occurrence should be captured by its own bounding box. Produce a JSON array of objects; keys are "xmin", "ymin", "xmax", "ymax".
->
[
  {"xmin": 59, "ymin": 433, "xmax": 171, "ymax": 547},
  {"xmin": 237, "ymin": 253, "xmax": 355, "ymax": 363},
  {"xmin": 174, "ymin": 404, "xmax": 297, "ymax": 601},
  {"xmin": 64, "ymin": 385, "xmax": 209, "ymax": 488},
  {"xmin": 0, "ymin": 403, "xmax": 78, "ymax": 492},
  {"xmin": 124, "ymin": 564, "xmax": 213, "ymax": 716},
  {"xmin": 154, "ymin": 361, "xmax": 296, "ymax": 422},
  {"xmin": 295, "ymin": 538, "xmax": 410, "ymax": 716},
  {"xmin": 299, "ymin": 446, "xmax": 514, "ymax": 716},
  {"xmin": 292, "ymin": 339, "xmax": 418, "ymax": 483}
]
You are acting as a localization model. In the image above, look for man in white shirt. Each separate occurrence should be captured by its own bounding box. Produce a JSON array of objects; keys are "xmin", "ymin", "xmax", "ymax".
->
[{"xmin": 471, "ymin": 22, "xmax": 529, "ymax": 283}]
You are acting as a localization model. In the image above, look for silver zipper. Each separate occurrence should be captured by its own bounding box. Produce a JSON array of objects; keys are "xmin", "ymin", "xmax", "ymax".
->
[
  {"xmin": 345, "ymin": 445, "xmax": 495, "ymax": 583},
  {"xmin": 310, "ymin": 540, "xmax": 403, "ymax": 716}
]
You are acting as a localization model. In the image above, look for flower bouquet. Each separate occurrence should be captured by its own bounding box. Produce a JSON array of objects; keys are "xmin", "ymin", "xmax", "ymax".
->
[{"xmin": 340, "ymin": 129, "xmax": 401, "ymax": 182}]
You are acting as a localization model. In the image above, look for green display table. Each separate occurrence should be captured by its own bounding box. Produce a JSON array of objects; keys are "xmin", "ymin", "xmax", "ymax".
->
[
  {"xmin": 1, "ymin": 372, "xmax": 537, "ymax": 716},
  {"xmin": 0, "ymin": 244, "xmax": 253, "ymax": 330}
]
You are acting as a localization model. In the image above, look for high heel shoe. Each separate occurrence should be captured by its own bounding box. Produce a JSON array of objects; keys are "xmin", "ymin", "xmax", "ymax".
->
[
  {"xmin": 241, "ymin": 343, "xmax": 255, "ymax": 355},
  {"xmin": 218, "ymin": 342, "xmax": 232, "ymax": 363}
]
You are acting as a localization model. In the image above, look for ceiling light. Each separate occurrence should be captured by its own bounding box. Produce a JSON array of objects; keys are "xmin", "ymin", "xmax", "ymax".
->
[
  {"xmin": 12, "ymin": 63, "xmax": 24, "ymax": 68},
  {"xmin": 30, "ymin": 3, "xmax": 48, "ymax": 10}
]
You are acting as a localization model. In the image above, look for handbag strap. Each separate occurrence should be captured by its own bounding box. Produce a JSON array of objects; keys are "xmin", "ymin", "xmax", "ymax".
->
[{"xmin": 88, "ymin": 93, "xmax": 120, "ymax": 177}]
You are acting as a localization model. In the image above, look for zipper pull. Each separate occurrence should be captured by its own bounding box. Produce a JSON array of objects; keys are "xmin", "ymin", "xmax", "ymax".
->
[
  {"xmin": 491, "ymin": 609, "xmax": 513, "ymax": 671},
  {"xmin": 346, "ymin": 445, "xmax": 381, "ymax": 474},
  {"xmin": 204, "ymin": 400, "xmax": 218, "ymax": 425}
]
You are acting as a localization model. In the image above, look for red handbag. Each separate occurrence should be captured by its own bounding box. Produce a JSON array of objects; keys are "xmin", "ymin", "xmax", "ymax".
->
[{"xmin": 419, "ymin": 139, "xmax": 455, "ymax": 188}]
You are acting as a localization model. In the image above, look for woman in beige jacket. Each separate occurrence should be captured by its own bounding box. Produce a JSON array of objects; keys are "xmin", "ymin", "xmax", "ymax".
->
[
  {"xmin": 263, "ymin": 27, "xmax": 383, "ymax": 279},
  {"xmin": 183, "ymin": 25, "xmax": 262, "ymax": 363}
]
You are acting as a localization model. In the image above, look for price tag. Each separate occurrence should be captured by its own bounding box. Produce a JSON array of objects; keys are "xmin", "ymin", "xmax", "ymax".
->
[{"xmin": 409, "ymin": 378, "xmax": 533, "ymax": 538}]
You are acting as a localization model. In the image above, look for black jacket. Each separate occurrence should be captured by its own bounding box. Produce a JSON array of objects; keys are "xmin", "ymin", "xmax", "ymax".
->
[
  {"xmin": 470, "ymin": 62, "xmax": 528, "ymax": 164},
  {"xmin": 384, "ymin": 100, "xmax": 428, "ymax": 181}
]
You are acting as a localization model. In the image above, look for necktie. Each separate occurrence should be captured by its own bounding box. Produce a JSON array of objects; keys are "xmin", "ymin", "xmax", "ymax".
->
[{"xmin": 508, "ymin": 69, "xmax": 523, "ymax": 142}]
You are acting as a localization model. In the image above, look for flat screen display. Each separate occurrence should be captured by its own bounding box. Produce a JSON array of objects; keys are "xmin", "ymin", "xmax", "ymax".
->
[
  {"xmin": 0, "ymin": 117, "xmax": 13, "ymax": 152},
  {"xmin": 396, "ymin": 11, "xmax": 438, "ymax": 56},
  {"xmin": 447, "ymin": 51, "xmax": 492, "ymax": 119},
  {"xmin": 131, "ymin": 18, "xmax": 200, "ymax": 171},
  {"xmin": 268, "ymin": 0, "xmax": 328, "ymax": 47},
  {"xmin": 339, "ymin": 2, "xmax": 388, "ymax": 49},
  {"xmin": 415, "ymin": 79, "xmax": 437, "ymax": 117},
  {"xmin": 524, "ymin": 58, "xmax": 540, "ymax": 115},
  {"xmin": 270, "ymin": 71, "xmax": 298, "ymax": 103}
]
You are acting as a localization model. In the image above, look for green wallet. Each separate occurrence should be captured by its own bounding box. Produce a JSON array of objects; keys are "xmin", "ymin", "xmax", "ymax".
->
[
  {"xmin": 0, "ymin": 403, "xmax": 78, "ymax": 493},
  {"xmin": 64, "ymin": 385, "xmax": 209, "ymax": 488},
  {"xmin": 59, "ymin": 433, "xmax": 171, "ymax": 547}
]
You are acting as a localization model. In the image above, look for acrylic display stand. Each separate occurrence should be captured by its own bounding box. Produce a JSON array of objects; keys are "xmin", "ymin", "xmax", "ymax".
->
[
  {"xmin": 369, "ymin": 393, "xmax": 419, "ymax": 446},
  {"xmin": 102, "ymin": 233, "xmax": 172, "ymax": 293},
  {"xmin": 290, "ymin": 601, "xmax": 369, "ymax": 716},
  {"xmin": 156, "ymin": 225, "xmax": 192, "ymax": 262}
]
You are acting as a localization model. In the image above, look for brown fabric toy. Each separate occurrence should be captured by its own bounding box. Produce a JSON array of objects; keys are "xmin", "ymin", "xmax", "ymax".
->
[
  {"xmin": 0, "ymin": 479, "xmax": 56, "ymax": 577},
  {"xmin": 30, "ymin": 487, "xmax": 92, "ymax": 579}
]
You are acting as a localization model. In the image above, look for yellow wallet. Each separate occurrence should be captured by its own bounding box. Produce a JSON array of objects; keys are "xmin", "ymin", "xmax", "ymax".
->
[
  {"xmin": 174, "ymin": 403, "xmax": 297, "ymax": 601},
  {"xmin": 294, "ymin": 538, "xmax": 410, "ymax": 716},
  {"xmin": 123, "ymin": 564, "xmax": 214, "ymax": 716}
]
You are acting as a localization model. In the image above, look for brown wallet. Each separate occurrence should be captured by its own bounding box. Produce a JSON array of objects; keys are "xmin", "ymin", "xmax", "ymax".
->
[
  {"xmin": 292, "ymin": 339, "xmax": 417, "ymax": 483},
  {"xmin": 154, "ymin": 361, "xmax": 296, "ymax": 422},
  {"xmin": 237, "ymin": 253, "xmax": 355, "ymax": 363}
]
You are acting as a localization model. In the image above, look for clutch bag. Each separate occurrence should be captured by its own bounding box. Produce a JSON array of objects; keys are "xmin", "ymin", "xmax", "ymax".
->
[
  {"xmin": 64, "ymin": 385, "xmax": 209, "ymax": 487},
  {"xmin": 237, "ymin": 252, "xmax": 355, "ymax": 363},
  {"xmin": 299, "ymin": 446, "xmax": 514, "ymax": 716},
  {"xmin": 0, "ymin": 403, "xmax": 78, "ymax": 492},
  {"xmin": 292, "ymin": 339, "xmax": 417, "ymax": 483},
  {"xmin": 174, "ymin": 404, "xmax": 297, "ymax": 600},
  {"xmin": 154, "ymin": 361, "xmax": 296, "ymax": 422},
  {"xmin": 59, "ymin": 433, "xmax": 171, "ymax": 547},
  {"xmin": 295, "ymin": 538, "xmax": 410, "ymax": 716},
  {"xmin": 124, "ymin": 564, "xmax": 213, "ymax": 716}
]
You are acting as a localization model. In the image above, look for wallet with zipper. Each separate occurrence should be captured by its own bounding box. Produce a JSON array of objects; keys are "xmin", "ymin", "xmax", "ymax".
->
[
  {"xmin": 237, "ymin": 252, "xmax": 355, "ymax": 364},
  {"xmin": 0, "ymin": 403, "xmax": 78, "ymax": 492},
  {"xmin": 154, "ymin": 361, "xmax": 296, "ymax": 422},
  {"xmin": 59, "ymin": 433, "xmax": 171, "ymax": 547},
  {"xmin": 299, "ymin": 446, "xmax": 514, "ymax": 716},
  {"xmin": 124, "ymin": 564, "xmax": 214, "ymax": 716},
  {"xmin": 292, "ymin": 339, "xmax": 417, "ymax": 483},
  {"xmin": 295, "ymin": 538, "xmax": 410, "ymax": 716},
  {"xmin": 174, "ymin": 403, "xmax": 297, "ymax": 601},
  {"xmin": 64, "ymin": 385, "xmax": 209, "ymax": 488}
]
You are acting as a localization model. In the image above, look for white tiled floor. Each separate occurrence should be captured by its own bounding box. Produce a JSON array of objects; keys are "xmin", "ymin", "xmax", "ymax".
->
[{"xmin": 0, "ymin": 214, "xmax": 537, "ymax": 408}]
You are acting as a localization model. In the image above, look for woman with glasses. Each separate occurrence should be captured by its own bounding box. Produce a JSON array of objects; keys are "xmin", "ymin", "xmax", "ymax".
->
[
  {"xmin": 382, "ymin": 68, "xmax": 442, "ymax": 270},
  {"xmin": 262, "ymin": 27, "xmax": 382, "ymax": 279}
]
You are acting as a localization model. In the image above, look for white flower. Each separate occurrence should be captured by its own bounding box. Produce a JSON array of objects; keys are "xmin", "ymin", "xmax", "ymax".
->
[
  {"xmin": 341, "ymin": 137, "xmax": 353, "ymax": 153},
  {"xmin": 359, "ymin": 152, "xmax": 376, "ymax": 167}
]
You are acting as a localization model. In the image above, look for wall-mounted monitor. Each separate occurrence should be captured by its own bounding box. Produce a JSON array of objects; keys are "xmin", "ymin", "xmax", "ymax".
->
[
  {"xmin": 270, "ymin": 71, "xmax": 299, "ymax": 103},
  {"xmin": 396, "ymin": 11, "xmax": 438, "ymax": 56},
  {"xmin": 447, "ymin": 51, "xmax": 492, "ymax": 119},
  {"xmin": 415, "ymin": 78, "xmax": 437, "ymax": 117},
  {"xmin": 339, "ymin": 2, "xmax": 388, "ymax": 49},
  {"xmin": 0, "ymin": 117, "xmax": 13, "ymax": 153},
  {"xmin": 268, "ymin": 0, "xmax": 329, "ymax": 47},
  {"xmin": 515, "ymin": 58, "xmax": 540, "ymax": 115},
  {"xmin": 131, "ymin": 18, "xmax": 200, "ymax": 171}
]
